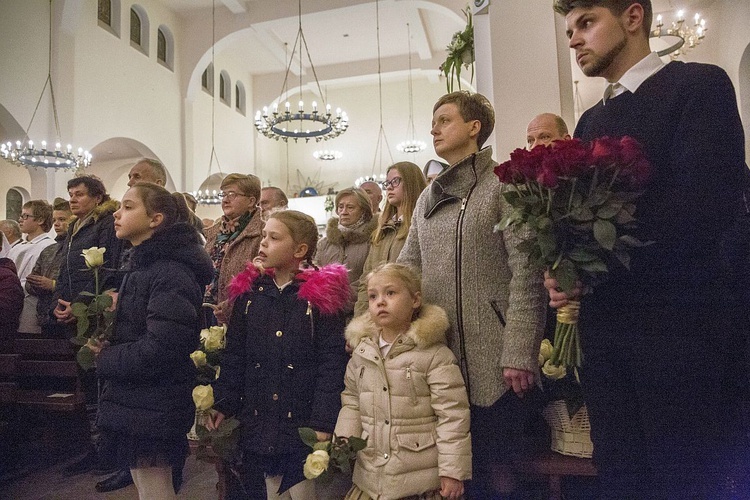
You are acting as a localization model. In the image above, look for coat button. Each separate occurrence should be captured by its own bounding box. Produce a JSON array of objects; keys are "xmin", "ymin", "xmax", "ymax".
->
[
  {"xmin": 374, "ymin": 356, "xmax": 379, "ymax": 360},
  {"xmin": 276, "ymin": 330, "xmax": 283, "ymax": 337},
  {"xmin": 383, "ymin": 387, "xmax": 387, "ymax": 391},
  {"xmin": 272, "ymin": 393, "xmax": 279, "ymax": 401},
  {"xmin": 383, "ymin": 453, "xmax": 389, "ymax": 459},
  {"xmin": 384, "ymin": 420, "xmax": 389, "ymax": 425},
  {"xmin": 359, "ymin": 348, "xmax": 365, "ymax": 353},
  {"xmin": 259, "ymin": 286, "xmax": 264, "ymax": 291}
]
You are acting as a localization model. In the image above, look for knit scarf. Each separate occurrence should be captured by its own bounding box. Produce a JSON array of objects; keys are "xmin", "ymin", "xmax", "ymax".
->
[{"xmin": 204, "ymin": 210, "xmax": 253, "ymax": 304}]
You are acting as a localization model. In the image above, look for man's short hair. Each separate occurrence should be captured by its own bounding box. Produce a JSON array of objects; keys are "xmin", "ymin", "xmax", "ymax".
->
[
  {"xmin": 262, "ymin": 186, "xmax": 289, "ymax": 207},
  {"xmin": 23, "ymin": 200, "xmax": 53, "ymax": 232},
  {"xmin": 221, "ymin": 173, "xmax": 261, "ymax": 202},
  {"xmin": 52, "ymin": 197, "xmax": 71, "ymax": 212},
  {"xmin": 553, "ymin": 0, "xmax": 652, "ymax": 37},
  {"xmin": 0, "ymin": 220, "xmax": 22, "ymax": 240},
  {"xmin": 67, "ymin": 175, "xmax": 110, "ymax": 204},
  {"xmin": 136, "ymin": 158, "xmax": 167, "ymax": 185},
  {"xmin": 433, "ymin": 91, "xmax": 495, "ymax": 148}
]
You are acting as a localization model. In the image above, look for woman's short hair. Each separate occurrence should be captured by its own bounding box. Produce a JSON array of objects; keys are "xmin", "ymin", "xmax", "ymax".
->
[
  {"xmin": 335, "ymin": 188, "xmax": 373, "ymax": 222},
  {"xmin": 221, "ymin": 173, "xmax": 261, "ymax": 202}
]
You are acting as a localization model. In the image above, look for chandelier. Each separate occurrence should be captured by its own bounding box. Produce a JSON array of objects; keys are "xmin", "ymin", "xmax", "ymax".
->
[
  {"xmin": 651, "ymin": 10, "xmax": 707, "ymax": 59},
  {"xmin": 254, "ymin": 0, "xmax": 348, "ymax": 143},
  {"xmin": 313, "ymin": 150, "xmax": 342, "ymax": 161},
  {"xmin": 192, "ymin": 0, "xmax": 223, "ymax": 205},
  {"xmin": 355, "ymin": 174, "xmax": 387, "ymax": 188},
  {"xmin": 397, "ymin": 23, "xmax": 426, "ymax": 155},
  {"xmin": 1, "ymin": 0, "xmax": 90, "ymax": 171}
]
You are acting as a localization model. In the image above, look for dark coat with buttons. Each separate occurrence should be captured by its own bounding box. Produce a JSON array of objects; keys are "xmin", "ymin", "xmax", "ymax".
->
[
  {"xmin": 96, "ymin": 223, "xmax": 213, "ymax": 441},
  {"xmin": 213, "ymin": 262, "xmax": 350, "ymax": 490}
]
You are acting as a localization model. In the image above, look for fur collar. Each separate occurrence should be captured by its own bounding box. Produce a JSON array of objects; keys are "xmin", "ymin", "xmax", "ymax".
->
[
  {"xmin": 324, "ymin": 217, "xmax": 377, "ymax": 247},
  {"xmin": 69, "ymin": 198, "xmax": 120, "ymax": 225},
  {"xmin": 345, "ymin": 304, "xmax": 450, "ymax": 349},
  {"xmin": 228, "ymin": 262, "xmax": 351, "ymax": 315}
]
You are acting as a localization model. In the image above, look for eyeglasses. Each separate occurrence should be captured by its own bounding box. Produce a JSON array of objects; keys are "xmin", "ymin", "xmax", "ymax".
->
[
  {"xmin": 217, "ymin": 191, "xmax": 249, "ymax": 201},
  {"xmin": 382, "ymin": 177, "xmax": 403, "ymax": 190},
  {"xmin": 19, "ymin": 214, "xmax": 34, "ymax": 221}
]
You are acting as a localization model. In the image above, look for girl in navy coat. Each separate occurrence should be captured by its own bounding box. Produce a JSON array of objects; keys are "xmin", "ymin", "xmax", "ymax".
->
[
  {"xmin": 88, "ymin": 183, "xmax": 213, "ymax": 500},
  {"xmin": 208, "ymin": 210, "xmax": 350, "ymax": 499}
]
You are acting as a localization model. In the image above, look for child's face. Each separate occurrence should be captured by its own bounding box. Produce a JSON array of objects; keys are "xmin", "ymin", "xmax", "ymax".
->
[
  {"xmin": 367, "ymin": 273, "xmax": 421, "ymax": 332},
  {"xmin": 257, "ymin": 218, "xmax": 307, "ymax": 270},
  {"xmin": 384, "ymin": 169, "xmax": 404, "ymax": 209},
  {"xmin": 114, "ymin": 188, "xmax": 159, "ymax": 246}
]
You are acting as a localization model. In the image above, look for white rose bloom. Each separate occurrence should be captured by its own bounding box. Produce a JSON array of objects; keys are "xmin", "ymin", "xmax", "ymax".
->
[
  {"xmin": 81, "ymin": 247, "xmax": 106, "ymax": 269},
  {"xmin": 192, "ymin": 384, "xmax": 214, "ymax": 411},
  {"xmin": 303, "ymin": 450, "xmax": 330, "ymax": 479},
  {"xmin": 542, "ymin": 360, "xmax": 567, "ymax": 380}
]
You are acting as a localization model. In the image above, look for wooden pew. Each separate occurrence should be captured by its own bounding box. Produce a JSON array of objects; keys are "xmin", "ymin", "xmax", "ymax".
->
[{"xmin": 0, "ymin": 353, "xmax": 20, "ymax": 404}]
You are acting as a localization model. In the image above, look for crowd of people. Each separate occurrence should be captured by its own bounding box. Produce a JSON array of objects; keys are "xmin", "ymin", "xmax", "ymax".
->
[{"xmin": 1, "ymin": 1, "xmax": 749, "ymax": 499}]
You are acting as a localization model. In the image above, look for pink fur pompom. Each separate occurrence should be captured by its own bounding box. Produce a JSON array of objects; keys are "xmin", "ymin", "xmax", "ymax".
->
[{"xmin": 298, "ymin": 264, "xmax": 351, "ymax": 315}]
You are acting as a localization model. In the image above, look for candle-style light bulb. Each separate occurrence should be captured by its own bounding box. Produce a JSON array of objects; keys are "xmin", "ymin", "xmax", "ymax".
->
[
  {"xmin": 285, "ymin": 101, "xmax": 291, "ymax": 112},
  {"xmin": 677, "ymin": 10, "xmax": 684, "ymax": 21},
  {"xmin": 55, "ymin": 142, "xmax": 61, "ymax": 151},
  {"xmin": 312, "ymin": 101, "xmax": 318, "ymax": 112}
]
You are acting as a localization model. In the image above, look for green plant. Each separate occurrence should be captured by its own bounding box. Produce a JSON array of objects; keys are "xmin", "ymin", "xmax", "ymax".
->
[{"xmin": 439, "ymin": 7, "xmax": 474, "ymax": 93}]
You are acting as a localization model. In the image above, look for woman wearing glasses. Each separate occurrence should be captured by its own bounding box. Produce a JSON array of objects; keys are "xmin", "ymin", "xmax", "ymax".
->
[
  {"xmin": 203, "ymin": 173, "xmax": 263, "ymax": 325},
  {"xmin": 315, "ymin": 187, "xmax": 377, "ymax": 316},
  {"xmin": 353, "ymin": 162, "xmax": 427, "ymax": 316}
]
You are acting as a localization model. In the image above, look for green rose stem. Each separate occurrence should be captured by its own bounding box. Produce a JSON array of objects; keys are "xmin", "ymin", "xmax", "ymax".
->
[{"xmin": 551, "ymin": 300, "xmax": 581, "ymax": 367}]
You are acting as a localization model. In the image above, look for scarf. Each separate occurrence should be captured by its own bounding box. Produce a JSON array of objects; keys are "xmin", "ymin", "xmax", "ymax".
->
[{"xmin": 204, "ymin": 210, "xmax": 253, "ymax": 304}]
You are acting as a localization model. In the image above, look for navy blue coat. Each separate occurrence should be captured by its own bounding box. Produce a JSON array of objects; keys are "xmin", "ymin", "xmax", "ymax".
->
[
  {"xmin": 212, "ymin": 265, "xmax": 349, "ymax": 489},
  {"xmin": 96, "ymin": 223, "xmax": 213, "ymax": 440}
]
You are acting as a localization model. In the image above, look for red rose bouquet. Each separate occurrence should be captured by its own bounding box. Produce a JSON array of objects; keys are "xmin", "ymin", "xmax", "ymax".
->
[{"xmin": 494, "ymin": 137, "xmax": 651, "ymax": 367}]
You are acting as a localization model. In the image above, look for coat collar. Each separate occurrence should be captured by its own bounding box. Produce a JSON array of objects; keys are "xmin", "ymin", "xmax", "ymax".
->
[
  {"xmin": 424, "ymin": 147, "xmax": 494, "ymax": 218},
  {"xmin": 345, "ymin": 304, "xmax": 450, "ymax": 351},
  {"xmin": 228, "ymin": 262, "xmax": 351, "ymax": 315},
  {"xmin": 323, "ymin": 217, "xmax": 377, "ymax": 246}
]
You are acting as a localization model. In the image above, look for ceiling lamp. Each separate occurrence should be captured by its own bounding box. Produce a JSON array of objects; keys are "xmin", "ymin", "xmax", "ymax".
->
[
  {"xmin": 192, "ymin": 0, "xmax": 223, "ymax": 205},
  {"xmin": 1, "ymin": 0, "xmax": 90, "ymax": 170},
  {"xmin": 370, "ymin": 0, "xmax": 394, "ymax": 177},
  {"xmin": 650, "ymin": 10, "xmax": 707, "ymax": 59},
  {"xmin": 313, "ymin": 150, "xmax": 342, "ymax": 161},
  {"xmin": 397, "ymin": 23, "xmax": 426, "ymax": 155},
  {"xmin": 254, "ymin": 0, "xmax": 348, "ymax": 143}
]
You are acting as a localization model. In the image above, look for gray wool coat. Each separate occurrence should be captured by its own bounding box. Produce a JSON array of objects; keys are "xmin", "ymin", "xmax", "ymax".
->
[{"xmin": 397, "ymin": 147, "xmax": 547, "ymax": 407}]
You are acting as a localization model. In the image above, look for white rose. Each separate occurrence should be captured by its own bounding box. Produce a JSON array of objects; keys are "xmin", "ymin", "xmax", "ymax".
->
[
  {"xmin": 81, "ymin": 247, "xmax": 106, "ymax": 269},
  {"xmin": 542, "ymin": 360, "xmax": 567, "ymax": 380},
  {"xmin": 539, "ymin": 339, "xmax": 554, "ymax": 362},
  {"xmin": 190, "ymin": 350, "xmax": 207, "ymax": 368},
  {"xmin": 203, "ymin": 325, "xmax": 226, "ymax": 352},
  {"xmin": 303, "ymin": 450, "xmax": 330, "ymax": 479},
  {"xmin": 192, "ymin": 384, "xmax": 214, "ymax": 411}
]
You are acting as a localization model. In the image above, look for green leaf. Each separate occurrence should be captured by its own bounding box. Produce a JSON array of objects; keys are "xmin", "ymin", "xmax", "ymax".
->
[
  {"xmin": 313, "ymin": 442, "xmax": 329, "ymax": 451},
  {"xmin": 596, "ymin": 201, "xmax": 623, "ymax": 220},
  {"xmin": 71, "ymin": 302, "xmax": 88, "ymax": 315},
  {"xmin": 614, "ymin": 209, "xmax": 636, "ymax": 224},
  {"xmin": 76, "ymin": 345, "xmax": 96, "ymax": 371},
  {"xmin": 570, "ymin": 206, "xmax": 594, "ymax": 222},
  {"xmin": 614, "ymin": 250, "xmax": 631, "ymax": 270},
  {"xmin": 97, "ymin": 294, "xmax": 113, "ymax": 309},
  {"xmin": 593, "ymin": 219, "xmax": 617, "ymax": 250},
  {"xmin": 567, "ymin": 248, "xmax": 599, "ymax": 263},
  {"xmin": 298, "ymin": 427, "xmax": 319, "ymax": 449},
  {"xmin": 551, "ymin": 259, "xmax": 578, "ymax": 293},
  {"xmin": 618, "ymin": 235, "xmax": 649, "ymax": 247},
  {"xmin": 578, "ymin": 259, "xmax": 608, "ymax": 273},
  {"xmin": 537, "ymin": 232, "xmax": 557, "ymax": 260},
  {"xmin": 347, "ymin": 436, "xmax": 367, "ymax": 452},
  {"xmin": 78, "ymin": 291, "xmax": 95, "ymax": 297},
  {"xmin": 76, "ymin": 315, "xmax": 90, "ymax": 338}
]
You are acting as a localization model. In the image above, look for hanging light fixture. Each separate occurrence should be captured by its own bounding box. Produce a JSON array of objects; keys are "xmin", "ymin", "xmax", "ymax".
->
[
  {"xmin": 254, "ymin": 0, "xmax": 348, "ymax": 143},
  {"xmin": 313, "ymin": 150, "xmax": 342, "ymax": 161},
  {"xmin": 192, "ymin": 0, "xmax": 223, "ymax": 205},
  {"xmin": 366, "ymin": 0, "xmax": 393, "ymax": 183},
  {"xmin": 650, "ymin": 10, "xmax": 707, "ymax": 59},
  {"xmin": 397, "ymin": 23, "xmax": 426, "ymax": 155},
  {"xmin": 1, "ymin": 0, "xmax": 90, "ymax": 170}
]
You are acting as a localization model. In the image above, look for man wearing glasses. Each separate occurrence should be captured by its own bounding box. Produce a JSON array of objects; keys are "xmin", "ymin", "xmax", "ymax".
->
[{"xmin": 203, "ymin": 173, "xmax": 263, "ymax": 325}]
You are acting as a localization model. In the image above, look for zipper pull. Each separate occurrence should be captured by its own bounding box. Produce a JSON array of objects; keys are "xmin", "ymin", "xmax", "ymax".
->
[
  {"xmin": 306, "ymin": 301, "xmax": 312, "ymax": 316},
  {"xmin": 245, "ymin": 300, "xmax": 251, "ymax": 315},
  {"xmin": 406, "ymin": 367, "xmax": 411, "ymax": 379},
  {"xmin": 460, "ymin": 198, "xmax": 467, "ymax": 211},
  {"xmin": 360, "ymin": 366, "xmax": 365, "ymax": 379}
]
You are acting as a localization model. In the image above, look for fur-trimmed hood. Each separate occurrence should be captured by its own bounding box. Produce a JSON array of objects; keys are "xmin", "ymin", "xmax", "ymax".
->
[
  {"xmin": 228, "ymin": 262, "xmax": 351, "ymax": 315},
  {"xmin": 130, "ymin": 222, "xmax": 214, "ymax": 287},
  {"xmin": 345, "ymin": 303, "xmax": 450, "ymax": 349},
  {"xmin": 324, "ymin": 216, "xmax": 378, "ymax": 246}
]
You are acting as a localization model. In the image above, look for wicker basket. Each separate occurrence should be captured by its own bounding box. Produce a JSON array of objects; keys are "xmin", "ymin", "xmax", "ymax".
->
[{"xmin": 542, "ymin": 400, "xmax": 593, "ymax": 458}]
